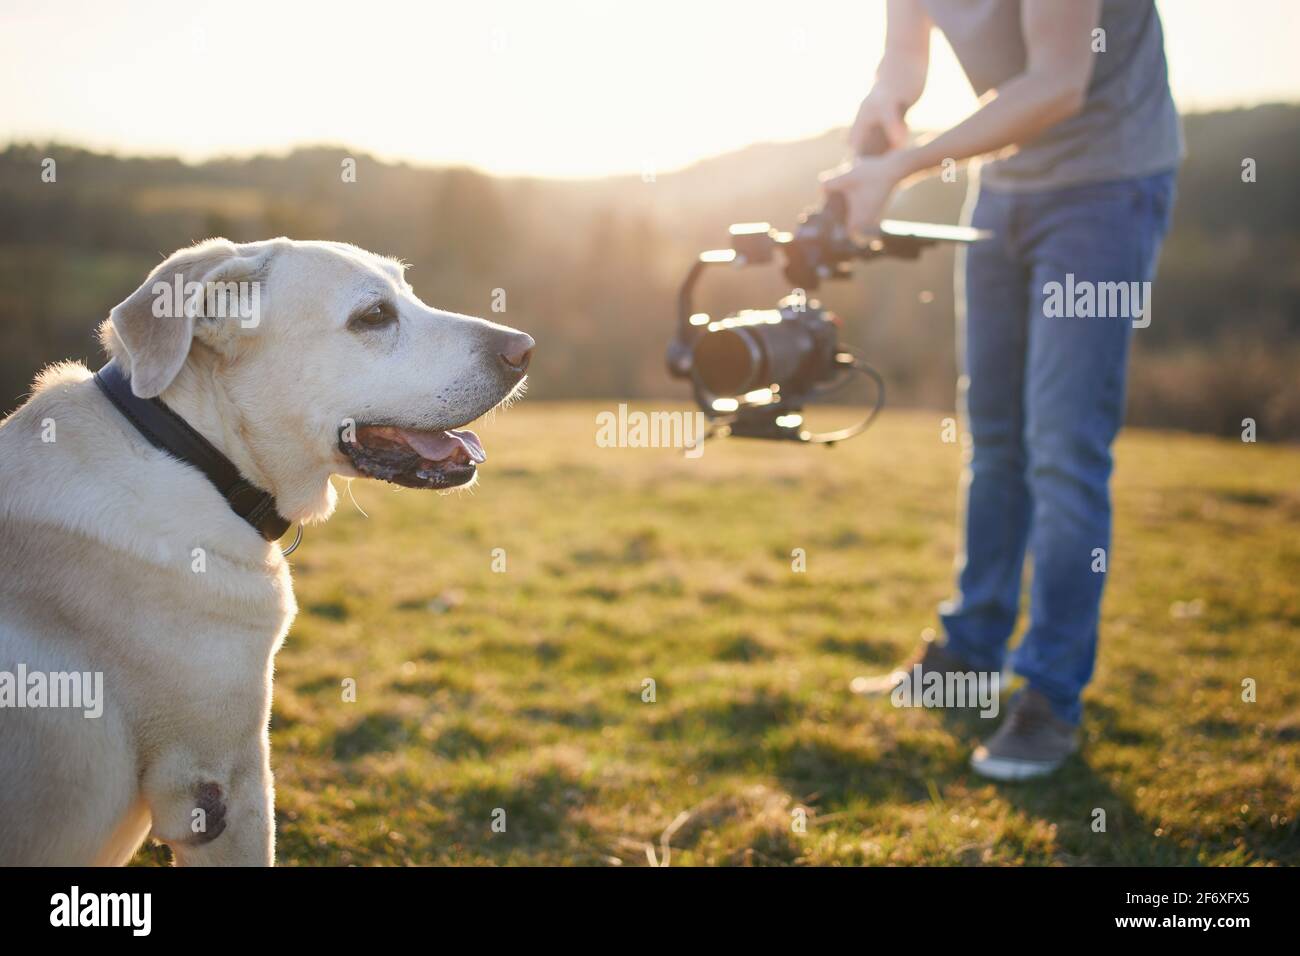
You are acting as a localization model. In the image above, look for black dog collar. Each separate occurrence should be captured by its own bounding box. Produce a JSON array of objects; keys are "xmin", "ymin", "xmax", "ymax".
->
[{"xmin": 93, "ymin": 359, "xmax": 292, "ymax": 543}]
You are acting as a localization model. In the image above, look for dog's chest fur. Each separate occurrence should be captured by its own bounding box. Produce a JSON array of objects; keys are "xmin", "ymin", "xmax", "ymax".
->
[{"xmin": 0, "ymin": 365, "xmax": 296, "ymax": 747}]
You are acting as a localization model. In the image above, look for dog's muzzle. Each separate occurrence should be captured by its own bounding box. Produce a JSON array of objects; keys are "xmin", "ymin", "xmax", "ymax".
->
[{"xmin": 340, "ymin": 424, "xmax": 485, "ymax": 489}]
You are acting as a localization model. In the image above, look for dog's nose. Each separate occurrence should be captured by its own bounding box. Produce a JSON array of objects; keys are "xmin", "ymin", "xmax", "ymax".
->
[{"xmin": 497, "ymin": 331, "xmax": 534, "ymax": 375}]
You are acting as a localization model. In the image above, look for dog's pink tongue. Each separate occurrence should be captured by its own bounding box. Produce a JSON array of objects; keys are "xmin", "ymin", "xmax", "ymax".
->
[{"xmin": 402, "ymin": 428, "xmax": 486, "ymax": 464}]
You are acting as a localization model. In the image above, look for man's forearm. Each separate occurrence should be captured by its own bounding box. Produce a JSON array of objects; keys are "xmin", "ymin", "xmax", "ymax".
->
[{"xmin": 892, "ymin": 70, "xmax": 1088, "ymax": 184}]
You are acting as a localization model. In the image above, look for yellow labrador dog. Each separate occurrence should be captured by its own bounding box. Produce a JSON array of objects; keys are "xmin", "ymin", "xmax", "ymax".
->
[{"xmin": 0, "ymin": 238, "xmax": 532, "ymax": 865}]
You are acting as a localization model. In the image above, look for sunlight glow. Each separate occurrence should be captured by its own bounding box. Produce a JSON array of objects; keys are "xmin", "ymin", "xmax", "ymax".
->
[{"xmin": 1, "ymin": 0, "xmax": 1296, "ymax": 177}]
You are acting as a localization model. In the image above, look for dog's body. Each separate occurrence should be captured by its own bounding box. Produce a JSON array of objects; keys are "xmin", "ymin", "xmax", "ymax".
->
[{"xmin": 0, "ymin": 238, "xmax": 531, "ymax": 865}]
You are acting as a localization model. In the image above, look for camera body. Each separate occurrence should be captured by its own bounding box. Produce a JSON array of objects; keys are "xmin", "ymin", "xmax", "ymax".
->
[{"xmin": 667, "ymin": 194, "xmax": 986, "ymax": 444}]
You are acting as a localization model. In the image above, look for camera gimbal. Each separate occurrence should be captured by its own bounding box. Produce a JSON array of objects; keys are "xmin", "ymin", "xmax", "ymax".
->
[{"xmin": 667, "ymin": 187, "xmax": 987, "ymax": 444}]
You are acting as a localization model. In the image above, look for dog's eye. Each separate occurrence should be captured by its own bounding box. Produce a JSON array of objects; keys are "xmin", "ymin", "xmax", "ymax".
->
[{"xmin": 350, "ymin": 302, "xmax": 396, "ymax": 330}]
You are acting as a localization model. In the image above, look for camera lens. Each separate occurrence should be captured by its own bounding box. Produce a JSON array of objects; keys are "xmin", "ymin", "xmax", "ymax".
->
[
  {"xmin": 692, "ymin": 327, "xmax": 765, "ymax": 396},
  {"xmin": 691, "ymin": 306, "xmax": 830, "ymax": 399}
]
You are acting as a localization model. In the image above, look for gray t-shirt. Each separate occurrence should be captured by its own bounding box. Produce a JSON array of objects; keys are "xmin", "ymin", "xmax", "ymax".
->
[{"xmin": 922, "ymin": 0, "xmax": 1184, "ymax": 191}]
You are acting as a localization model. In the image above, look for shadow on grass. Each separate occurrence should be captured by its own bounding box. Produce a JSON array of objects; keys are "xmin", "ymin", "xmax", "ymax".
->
[
  {"xmin": 763, "ymin": 703, "xmax": 1201, "ymax": 865},
  {"xmin": 422, "ymin": 764, "xmax": 603, "ymax": 864},
  {"xmin": 516, "ymin": 704, "xmax": 615, "ymax": 730},
  {"xmin": 648, "ymin": 689, "xmax": 797, "ymax": 765},
  {"xmin": 945, "ymin": 705, "xmax": 1202, "ymax": 864},
  {"xmin": 329, "ymin": 712, "xmax": 419, "ymax": 759}
]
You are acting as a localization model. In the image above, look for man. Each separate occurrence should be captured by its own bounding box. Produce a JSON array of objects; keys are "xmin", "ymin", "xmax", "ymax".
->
[{"xmin": 828, "ymin": 0, "xmax": 1181, "ymax": 779}]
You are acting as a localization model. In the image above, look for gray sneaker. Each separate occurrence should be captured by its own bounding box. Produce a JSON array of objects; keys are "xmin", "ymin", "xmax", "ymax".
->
[
  {"xmin": 970, "ymin": 688, "xmax": 1078, "ymax": 781},
  {"xmin": 850, "ymin": 637, "xmax": 976, "ymax": 706}
]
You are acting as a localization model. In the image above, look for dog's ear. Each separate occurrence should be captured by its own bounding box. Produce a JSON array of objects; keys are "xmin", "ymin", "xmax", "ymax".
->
[{"xmin": 108, "ymin": 239, "xmax": 272, "ymax": 398}]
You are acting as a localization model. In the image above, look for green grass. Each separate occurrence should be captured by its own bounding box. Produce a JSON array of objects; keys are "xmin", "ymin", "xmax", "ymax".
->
[{"xmin": 133, "ymin": 404, "xmax": 1300, "ymax": 866}]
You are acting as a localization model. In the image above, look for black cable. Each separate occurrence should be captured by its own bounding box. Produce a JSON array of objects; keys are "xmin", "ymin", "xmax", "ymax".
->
[{"xmin": 803, "ymin": 357, "xmax": 886, "ymax": 444}]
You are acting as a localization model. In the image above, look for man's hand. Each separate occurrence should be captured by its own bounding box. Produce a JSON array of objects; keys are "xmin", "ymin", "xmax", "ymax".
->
[
  {"xmin": 852, "ymin": 0, "xmax": 932, "ymax": 156},
  {"xmin": 849, "ymin": 90, "xmax": 910, "ymax": 156},
  {"xmin": 826, "ymin": 0, "xmax": 930, "ymax": 235},
  {"xmin": 836, "ymin": 93, "xmax": 911, "ymax": 235},
  {"xmin": 820, "ymin": 152, "xmax": 910, "ymax": 237}
]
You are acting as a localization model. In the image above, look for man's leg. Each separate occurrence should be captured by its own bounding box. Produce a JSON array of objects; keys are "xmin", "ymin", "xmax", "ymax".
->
[
  {"xmin": 1011, "ymin": 173, "xmax": 1177, "ymax": 726},
  {"xmin": 939, "ymin": 186, "xmax": 1033, "ymax": 673}
]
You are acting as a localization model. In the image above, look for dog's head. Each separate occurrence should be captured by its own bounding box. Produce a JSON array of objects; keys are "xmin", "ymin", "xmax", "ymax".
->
[{"xmin": 101, "ymin": 237, "xmax": 533, "ymax": 520}]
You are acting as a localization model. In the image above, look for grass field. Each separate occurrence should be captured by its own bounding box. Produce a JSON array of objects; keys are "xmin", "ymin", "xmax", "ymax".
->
[{"xmin": 133, "ymin": 403, "xmax": 1300, "ymax": 866}]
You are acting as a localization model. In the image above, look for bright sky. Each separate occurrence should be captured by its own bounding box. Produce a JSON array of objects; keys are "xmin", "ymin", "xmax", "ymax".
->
[{"xmin": 2, "ymin": 0, "xmax": 1297, "ymax": 178}]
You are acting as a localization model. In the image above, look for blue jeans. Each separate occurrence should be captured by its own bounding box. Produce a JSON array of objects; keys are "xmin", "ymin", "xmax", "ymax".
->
[{"xmin": 940, "ymin": 171, "xmax": 1177, "ymax": 725}]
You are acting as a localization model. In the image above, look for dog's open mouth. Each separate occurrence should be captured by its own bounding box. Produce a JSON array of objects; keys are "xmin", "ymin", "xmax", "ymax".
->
[{"xmin": 340, "ymin": 424, "xmax": 486, "ymax": 489}]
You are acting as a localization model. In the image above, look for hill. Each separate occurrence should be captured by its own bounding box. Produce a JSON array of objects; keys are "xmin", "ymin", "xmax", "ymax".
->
[{"xmin": 2, "ymin": 104, "xmax": 1298, "ymax": 436}]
